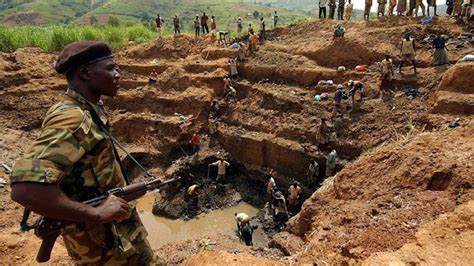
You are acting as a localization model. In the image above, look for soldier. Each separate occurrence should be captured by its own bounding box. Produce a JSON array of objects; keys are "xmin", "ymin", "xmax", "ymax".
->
[{"xmin": 10, "ymin": 41, "xmax": 156, "ymax": 264}]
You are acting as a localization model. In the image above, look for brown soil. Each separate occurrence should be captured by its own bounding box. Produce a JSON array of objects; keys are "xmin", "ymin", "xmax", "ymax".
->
[
  {"xmin": 182, "ymin": 250, "xmax": 283, "ymax": 266},
  {"xmin": 364, "ymin": 200, "xmax": 474, "ymax": 265},
  {"xmin": 0, "ymin": 17, "xmax": 473, "ymax": 265},
  {"xmin": 3, "ymin": 12, "xmax": 47, "ymax": 26},
  {"xmin": 281, "ymin": 122, "xmax": 473, "ymax": 264}
]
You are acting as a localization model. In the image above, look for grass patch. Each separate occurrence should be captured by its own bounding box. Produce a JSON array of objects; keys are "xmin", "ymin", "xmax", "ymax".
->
[{"xmin": 0, "ymin": 24, "xmax": 155, "ymax": 53}]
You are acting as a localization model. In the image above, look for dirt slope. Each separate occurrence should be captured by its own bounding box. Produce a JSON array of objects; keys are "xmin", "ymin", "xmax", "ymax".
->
[
  {"xmin": 364, "ymin": 200, "xmax": 474, "ymax": 265},
  {"xmin": 277, "ymin": 122, "xmax": 473, "ymax": 264}
]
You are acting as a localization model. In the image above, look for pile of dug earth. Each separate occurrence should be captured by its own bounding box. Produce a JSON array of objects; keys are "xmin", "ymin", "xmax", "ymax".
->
[{"xmin": 1, "ymin": 17, "xmax": 473, "ymax": 265}]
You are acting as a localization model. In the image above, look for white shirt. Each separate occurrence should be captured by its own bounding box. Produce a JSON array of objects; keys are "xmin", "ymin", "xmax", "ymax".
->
[
  {"xmin": 327, "ymin": 150, "xmax": 337, "ymax": 169},
  {"xmin": 236, "ymin": 212, "xmax": 249, "ymax": 224},
  {"xmin": 267, "ymin": 177, "xmax": 276, "ymax": 193}
]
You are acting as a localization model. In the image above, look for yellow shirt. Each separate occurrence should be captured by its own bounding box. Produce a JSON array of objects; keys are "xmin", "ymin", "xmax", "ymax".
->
[{"xmin": 401, "ymin": 39, "xmax": 415, "ymax": 55}]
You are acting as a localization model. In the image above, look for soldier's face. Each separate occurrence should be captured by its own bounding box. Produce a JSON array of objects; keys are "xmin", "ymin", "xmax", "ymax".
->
[{"xmin": 87, "ymin": 58, "xmax": 120, "ymax": 97}]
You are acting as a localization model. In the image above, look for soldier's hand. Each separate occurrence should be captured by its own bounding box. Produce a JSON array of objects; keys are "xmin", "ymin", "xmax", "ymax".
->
[{"xmin": 95, "ymin": 195, "xmax": 130, "ymax": 223}]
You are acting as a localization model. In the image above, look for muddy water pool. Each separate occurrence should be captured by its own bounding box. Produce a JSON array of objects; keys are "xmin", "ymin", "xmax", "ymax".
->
[{"xmin": 136, "ymin": 194, "xmax": 267, "ymax": 248}]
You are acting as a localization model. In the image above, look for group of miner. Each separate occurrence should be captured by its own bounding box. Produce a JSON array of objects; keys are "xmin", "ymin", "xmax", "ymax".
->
[
  {"xmin": 154, "ymin": 11, "xmax": 276, "ymax": 44},
  {"xmin": 5, "ymin": 1, "xmax": 469, "ymax": 264},
  {"xmin": 317, "ymin": 0, "xmax": 472, "ymax": 20}
]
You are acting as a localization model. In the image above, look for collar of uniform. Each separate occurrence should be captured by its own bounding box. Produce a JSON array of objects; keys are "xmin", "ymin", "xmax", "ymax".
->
[{"xmin": 65, "ymin": 88, "xmax": 109, "ymax": 126}]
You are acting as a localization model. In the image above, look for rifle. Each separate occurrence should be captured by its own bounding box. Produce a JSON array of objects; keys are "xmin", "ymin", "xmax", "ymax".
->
[{"xmin": 33, "ymin": 176, "xmax": 180, "ymax": 263}]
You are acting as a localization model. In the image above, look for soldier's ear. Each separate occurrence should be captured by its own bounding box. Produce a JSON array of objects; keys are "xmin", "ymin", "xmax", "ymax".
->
[{"xmin": 78, "ymin": 66, "xmax": 90, "ymax": 81}]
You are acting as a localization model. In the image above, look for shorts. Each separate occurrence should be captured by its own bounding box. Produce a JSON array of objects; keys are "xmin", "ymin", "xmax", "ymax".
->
[{"xmin": 401, "ymin": 53, "xmax": 415, "ymax": 61}]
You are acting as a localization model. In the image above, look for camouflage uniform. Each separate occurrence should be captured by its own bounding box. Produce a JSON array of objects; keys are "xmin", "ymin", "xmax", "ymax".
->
[{"xmin": 11, "ymin": 88, "xmax": 156, "ymax": 265}]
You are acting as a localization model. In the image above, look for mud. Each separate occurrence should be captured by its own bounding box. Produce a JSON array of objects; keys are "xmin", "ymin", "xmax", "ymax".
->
[{"xmin": 137, "ymin": 195, "xmax": 267, "ymax": 249}]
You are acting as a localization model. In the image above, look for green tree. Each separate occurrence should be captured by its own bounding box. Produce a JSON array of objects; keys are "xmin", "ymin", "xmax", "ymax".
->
[{"xmin": 108, "ymin": 16, "xmax": 120, "ymax": 27}]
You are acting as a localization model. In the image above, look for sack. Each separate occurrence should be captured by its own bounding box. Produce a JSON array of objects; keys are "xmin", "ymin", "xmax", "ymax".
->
[
  {"xmin": 421, "ymin": 16, "xmax": 433, "ymax": 25},
  {"xmin": 461, "ymin": 54, "xmax": 474, "ymax": 61},
  {"xmin": 314, "ymin": 94, "xmax": 322, "ymax": 101},
  {"xmin": 337, "ymin": 66, "xmax": 346, "ymax": 72},
  {"xmin": 355, "ymin": 65, "xmax": 366, "ymax": 71},
  {"xmin": 321, "ymin": 93, "xmax": 329, "ymax": 100}
]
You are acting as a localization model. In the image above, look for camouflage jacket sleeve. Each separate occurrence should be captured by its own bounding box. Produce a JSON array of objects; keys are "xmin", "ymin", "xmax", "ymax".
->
[{"xmin": 11, "ymin": 105, "xmax": 96, "ymax": 184}]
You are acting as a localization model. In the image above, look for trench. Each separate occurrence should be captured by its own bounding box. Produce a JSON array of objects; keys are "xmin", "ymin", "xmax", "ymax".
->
[{"xmin": 123, "ymin": 148, "xmax": 316, "ymax": 251}]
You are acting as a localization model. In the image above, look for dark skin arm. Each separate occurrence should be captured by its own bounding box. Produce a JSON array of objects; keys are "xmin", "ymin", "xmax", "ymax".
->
[{"xmin": 11, "ymin": 183, "xmax": 130, "ymax": 224}]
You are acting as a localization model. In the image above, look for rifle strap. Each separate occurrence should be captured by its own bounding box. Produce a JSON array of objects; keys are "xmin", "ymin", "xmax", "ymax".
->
[
  {"xmin": 85, "ymin": 106, "xmax": 153, "ymax": 184},
  {"xmin": 87, "ymin": 110, "xmax": 153, "ymax": 180}
]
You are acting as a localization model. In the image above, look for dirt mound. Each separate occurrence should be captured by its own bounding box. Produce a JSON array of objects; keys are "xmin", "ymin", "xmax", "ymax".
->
[
  {"xmin": 364, "ymin": 200, "xmax": 474, "ymax": 265},
  {"xmin": 280, "ymin": 123, "xmax": 474, "ymax": 264},
  {"xmin": 432, "ymin": 62, "xmax": 474, "ymax": 115},
  {"xmin": 298, "ymin": 38, "xmax": 385, "ymax": 69},
  {"xmin": 201, "ymin": 47, "xmax": 238, "ymax": 60},
  {"xmin": 119, "ymin": 35, "xmax": 213, "ymax": 60},
  {"xmin": 436, "ymin": 62, "xmax": 474, "ymax": 94},
  {"xmin": 248, "ymin": 50, "xmax": 317, "ymax": 69},
  {"xmin": 120, "ymin": 35, "xmax": 200, "ymax": 59},
  {"xmin": 183, "ymin": 250, "xmax": 282, "ymax": 266}
]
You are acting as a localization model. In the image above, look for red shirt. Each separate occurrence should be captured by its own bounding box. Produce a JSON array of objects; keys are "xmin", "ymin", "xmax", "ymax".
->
[
  {"xmin": 191, "ymin": 134, "xmax": 200, "ymax": 144},
  {"xmin": 210, "ymin": 19, "xmax": 216, "ymax": 30}
]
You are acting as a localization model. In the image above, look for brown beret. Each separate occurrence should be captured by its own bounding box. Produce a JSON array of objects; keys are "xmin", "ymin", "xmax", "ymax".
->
[{"xmin": 55, "ymin": 41, "xmax": 113, "ymax": 74}]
